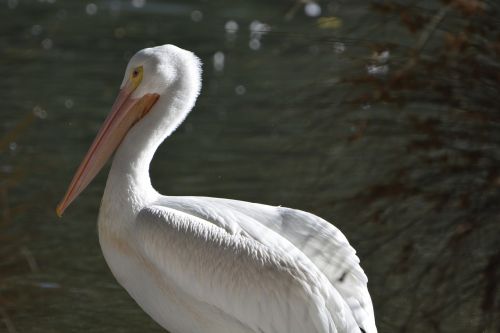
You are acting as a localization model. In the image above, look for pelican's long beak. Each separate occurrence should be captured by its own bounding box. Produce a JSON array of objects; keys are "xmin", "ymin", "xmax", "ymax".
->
[{"xmin": 56, "ymin": 79, "xmax": 159, "ymax": 217}]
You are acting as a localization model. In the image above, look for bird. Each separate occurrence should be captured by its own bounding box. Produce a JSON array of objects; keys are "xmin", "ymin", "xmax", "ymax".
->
[{"xmin": 56, "ymin": 45, "xmax": 377, "ymax": 333}]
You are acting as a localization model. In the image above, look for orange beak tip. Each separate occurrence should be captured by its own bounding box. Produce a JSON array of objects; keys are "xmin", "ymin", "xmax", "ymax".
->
[{"xmin": 55, "ymin": 204, "xmax": 64, "ymax": 218}]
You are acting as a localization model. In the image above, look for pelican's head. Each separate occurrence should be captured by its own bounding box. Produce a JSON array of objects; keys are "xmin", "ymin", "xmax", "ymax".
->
[
  {"xmin": 123, "ymin": 45, "xmax": 201, "ymax": 101},
  {"xmin": 56, "ymin": 45, "xmax": 201, "ymax": 217}
]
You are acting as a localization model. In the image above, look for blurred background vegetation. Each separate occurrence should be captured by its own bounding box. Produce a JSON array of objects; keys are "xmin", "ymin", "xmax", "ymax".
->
[{"xmin": 1, "ymin": 0, "xmax": 499, "ymax": 332}]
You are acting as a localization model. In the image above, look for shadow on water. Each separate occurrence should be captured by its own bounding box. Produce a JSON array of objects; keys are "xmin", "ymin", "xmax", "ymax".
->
[{"xmin": 1, "ymin": 0, "xmax": 499, "ymax": 332}]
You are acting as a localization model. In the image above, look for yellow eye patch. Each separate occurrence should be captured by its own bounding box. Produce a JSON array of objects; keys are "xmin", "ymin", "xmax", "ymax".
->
[{"xmin": 130, "ymin": 66, "xmax": 143, "ymax": 88}]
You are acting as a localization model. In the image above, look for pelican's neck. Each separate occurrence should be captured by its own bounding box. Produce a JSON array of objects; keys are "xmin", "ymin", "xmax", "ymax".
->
[{"xmin": 103, "ymin": 87, "xmax": 196, "ymax": 215}]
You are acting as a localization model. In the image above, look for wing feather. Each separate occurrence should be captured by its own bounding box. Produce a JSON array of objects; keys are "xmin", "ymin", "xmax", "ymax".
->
[
  {"xmin": 157, "ymin": 196, "xmax": 376, "ymax": 333},
  {"xmin": 136, "ymin": 204, "xmax": 359, "ymax": 333}
]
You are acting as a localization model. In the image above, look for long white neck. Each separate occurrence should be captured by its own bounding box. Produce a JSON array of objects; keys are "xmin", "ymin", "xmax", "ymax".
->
[{"xmin": 103, "ymin": 81, "xmax": 198, "ymax": 215}]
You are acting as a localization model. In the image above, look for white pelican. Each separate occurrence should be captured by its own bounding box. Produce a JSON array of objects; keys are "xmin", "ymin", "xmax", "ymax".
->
[{"xmin": 56, "ymin": 45, "xmax": 377, "ymax": 333}]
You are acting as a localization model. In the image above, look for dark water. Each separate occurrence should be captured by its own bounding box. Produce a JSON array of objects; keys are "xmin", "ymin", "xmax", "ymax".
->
[{"xmin": 1, "ymin": 1, "xmax": 498, "ymax": 332}]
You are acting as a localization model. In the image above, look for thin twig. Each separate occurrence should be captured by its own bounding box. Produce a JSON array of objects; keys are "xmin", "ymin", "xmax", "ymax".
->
[
  {"xmin": 397, "ymin": 4, "xmax": 452, "ymax": 75},
  {"xmin": 0, "ymin": 308, "xmax": 17, "ymax": 333},
  {"xmin": 415, "ymin": 4, "xmax": 452, "ymax": 52},
  {"xmin": 20, "ymin": 246, "xmax": 40, "ymax": 273}
]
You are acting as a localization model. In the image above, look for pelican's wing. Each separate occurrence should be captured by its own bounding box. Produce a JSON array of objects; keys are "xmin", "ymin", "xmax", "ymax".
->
[
  {"xmin": 136, "ymin": 204, "xmax": 359, "ymax": 333},
  {"xmin": 159, "ymin": 196, "xmax": 376, "ymax": 333}
]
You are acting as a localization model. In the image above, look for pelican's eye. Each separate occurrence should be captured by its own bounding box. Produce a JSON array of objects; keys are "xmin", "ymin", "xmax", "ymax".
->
[{"xmin": 130, "ymin": 66, "xmax": 144, "ymax": 87}]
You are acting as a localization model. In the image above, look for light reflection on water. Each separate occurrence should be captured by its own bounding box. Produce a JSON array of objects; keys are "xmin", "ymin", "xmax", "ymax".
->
[{"xmin": 1, "ymin": 1, "xmax": 494, "ymax": 332}]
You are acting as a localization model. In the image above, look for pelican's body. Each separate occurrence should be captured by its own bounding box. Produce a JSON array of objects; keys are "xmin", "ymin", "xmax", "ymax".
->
[{"xmin": 57, "ymin": 45, "xmax": 377, "ymax": 333}]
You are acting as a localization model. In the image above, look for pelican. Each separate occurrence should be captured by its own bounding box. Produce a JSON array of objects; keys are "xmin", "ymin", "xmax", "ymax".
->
[{"xmin": 56, "ymin": 45, "xmax": 376, "ymax": 333}]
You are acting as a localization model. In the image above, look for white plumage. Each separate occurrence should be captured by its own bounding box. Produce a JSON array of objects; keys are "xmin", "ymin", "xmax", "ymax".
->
[{"xmin": 58, "ymin": 45, "xmax": 377, "ymax": 333}]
